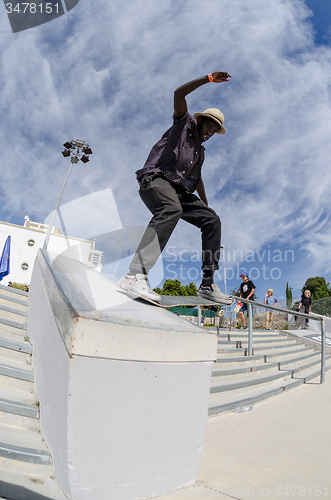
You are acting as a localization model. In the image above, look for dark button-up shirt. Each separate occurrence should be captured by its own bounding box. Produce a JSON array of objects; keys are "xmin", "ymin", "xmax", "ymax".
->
[{"xmin": 135, "ymin": 112, "xmax": 205, "ymax": 192}]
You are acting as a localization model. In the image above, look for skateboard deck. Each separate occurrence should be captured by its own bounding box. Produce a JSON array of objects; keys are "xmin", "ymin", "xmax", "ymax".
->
[{"xmin": 118, "ymin": 288, "xmax": 230, "ymax": 308}]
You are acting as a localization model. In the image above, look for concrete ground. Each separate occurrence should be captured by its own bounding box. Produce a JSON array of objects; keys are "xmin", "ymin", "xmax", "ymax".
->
[
  {"xmin": 1, "ymin": 368, "xmax": 329, "ymax": 500},
  {"xmin": 157, "ymin": 371, "xmax": 331, "ymax": 500}
]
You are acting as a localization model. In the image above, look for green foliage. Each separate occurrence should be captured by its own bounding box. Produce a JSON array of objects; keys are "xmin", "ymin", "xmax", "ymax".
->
[
  {"xmin": 11, "ymin": 282, "xmax": 26, "ymax": 291},
  {"xmin": 301, "ymin": 276, "xmax": 331, "ymax": 301},
  {"xmin": 230, "ymin": 285, "xmax": 241, "ymax": 297},
  {"xmin": 286, "ymin": 282, "xmax": 293, "ymax": 308},
  {"xmin": 311, "ymin": 297, "xmax": 331, "ymax": 318},
  {"xmin": 153, "ymin": 279, "xmax": 198, "ymax": 296}
]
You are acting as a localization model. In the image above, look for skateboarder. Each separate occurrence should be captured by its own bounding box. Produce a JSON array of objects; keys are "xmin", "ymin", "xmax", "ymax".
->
[{"xmin": 118, "ymin": 71, "xmax": 232, "ymax": 305}]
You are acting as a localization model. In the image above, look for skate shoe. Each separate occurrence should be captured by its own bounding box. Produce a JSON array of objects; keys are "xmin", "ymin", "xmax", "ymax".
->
[
  {"xmin": 117, "ymin": 274, "xmax": 161, "ymax": 302},
  {"xmin": 197, "ymin": 284, "xmax": 234, "ymax": 306}
]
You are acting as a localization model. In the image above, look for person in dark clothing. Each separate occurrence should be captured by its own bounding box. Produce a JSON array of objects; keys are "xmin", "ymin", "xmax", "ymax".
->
[
  {"xmin": 118, "ymin": 71, "xmax": 233, "ymax": 305},
  {"xmin": 298, "ymin": 289, "xmax": 312, "ymax": 328},
  {"xmin": 238, "ymin": 273, "xmax": 255, "ymax": 329}
]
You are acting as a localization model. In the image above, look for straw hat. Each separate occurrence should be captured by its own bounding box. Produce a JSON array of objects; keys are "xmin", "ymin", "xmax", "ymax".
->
[{"xmin": 193, "ymin": 108, "xmax": 226, "ymax": 135}]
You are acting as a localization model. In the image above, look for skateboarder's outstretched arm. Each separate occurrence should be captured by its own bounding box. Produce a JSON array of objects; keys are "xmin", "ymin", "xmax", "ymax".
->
[{"xmin": 174, "ymin": 71, "xmax": 231, "ymax": 119}]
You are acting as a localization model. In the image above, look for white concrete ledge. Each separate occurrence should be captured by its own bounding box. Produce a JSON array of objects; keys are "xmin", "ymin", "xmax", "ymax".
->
[
  {"xmin": 36, "ymin": 250, "xmax": 216, "ymax": 362},
  {"xmin": 28, "ymin": 250, "xmax": 217, "ymax": 500}
]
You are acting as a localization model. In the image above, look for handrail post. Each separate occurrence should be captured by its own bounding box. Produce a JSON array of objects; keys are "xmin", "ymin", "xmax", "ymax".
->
[
  {"xmin": 198, "ymin": 306, "xmax": 201, "ymax": 327},
  {"xmin": 248, "ymin": 303, "xmax": 253, "ymax": 355},
  {"xmin": 321, "ymin": 319, "xmax": 326, "ymax": 384}
]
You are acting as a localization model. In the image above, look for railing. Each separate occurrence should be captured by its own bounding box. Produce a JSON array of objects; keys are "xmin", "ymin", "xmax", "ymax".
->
[{"xmin": 229, "ymin": 296, "xmax": 326, "ymax": 384}]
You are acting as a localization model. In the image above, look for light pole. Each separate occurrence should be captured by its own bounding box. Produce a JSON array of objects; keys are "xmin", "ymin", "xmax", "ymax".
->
[{"xmin": 43, "ymin": 140, "xmax": 93, "ymax": 251}]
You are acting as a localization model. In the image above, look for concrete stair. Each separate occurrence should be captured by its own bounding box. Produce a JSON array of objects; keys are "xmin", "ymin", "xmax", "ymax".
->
[
  {"xmin": 0, "ymin": 282, "xmax": 329, "ymax": 498},
  {"xmin": 208, "ymin": 327, "xmax": 331, "ymax": 416},
  {"xmin": 0, "ymin": 283, "xmax": 68, "ymax": 500}
]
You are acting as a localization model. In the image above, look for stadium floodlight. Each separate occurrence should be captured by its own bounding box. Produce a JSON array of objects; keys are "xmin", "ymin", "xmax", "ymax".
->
[
  {"xmin": 43, "ymin": 139, "xmax": 92, "ymax": 250},
  {"xmin": 83, "ymin": 146, "xmax": 93, "ymax": 155}
]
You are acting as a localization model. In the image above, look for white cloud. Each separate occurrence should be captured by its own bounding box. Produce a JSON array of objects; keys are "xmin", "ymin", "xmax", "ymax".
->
[{"xmin": 0, "ymin": 0, "xmax": 330, "ymax": 296}]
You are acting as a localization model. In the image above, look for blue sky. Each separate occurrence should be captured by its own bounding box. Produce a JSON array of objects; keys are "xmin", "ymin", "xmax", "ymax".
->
[{"xmin": 0, "ymin": 0, "xmax": 331, "ymax": 302}]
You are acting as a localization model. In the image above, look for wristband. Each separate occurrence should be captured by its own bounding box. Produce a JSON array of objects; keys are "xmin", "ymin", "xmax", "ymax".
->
[{"xmin": 208, "ymin": 74, "xmax": 214, "ymax": 82}]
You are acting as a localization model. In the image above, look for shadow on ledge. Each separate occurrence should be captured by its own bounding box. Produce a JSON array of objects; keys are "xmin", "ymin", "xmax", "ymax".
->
[{"xmin": 0, "ymin": 480, "xmax": 56, "ymax": 500}]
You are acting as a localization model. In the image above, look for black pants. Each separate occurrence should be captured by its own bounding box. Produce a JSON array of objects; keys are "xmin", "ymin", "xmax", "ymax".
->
[{"xmin": 129, "ymin": 174, "xmax": 221, "ymax": 276}]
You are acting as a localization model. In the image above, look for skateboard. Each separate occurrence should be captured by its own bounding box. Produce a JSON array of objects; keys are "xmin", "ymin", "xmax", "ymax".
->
[
  {"xmin": 117, "ymin": 287, "xmax": 229, "ymax": 308},
  {"xmin": 293, "ymin": 305, "xmax": 306, "ymax": 329}
]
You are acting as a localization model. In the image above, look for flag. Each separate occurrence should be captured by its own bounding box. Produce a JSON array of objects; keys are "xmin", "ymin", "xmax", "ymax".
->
[{"xmin": 0, "ymin": 236, "xmax": 11, "ymax": 281}]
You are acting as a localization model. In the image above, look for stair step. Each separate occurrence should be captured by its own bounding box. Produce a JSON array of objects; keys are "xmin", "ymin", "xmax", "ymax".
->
[
  {"xmin": 212, "ymin": 351, "xmax": 323, "ymax": 378},
  {"xmin": 217, "ymin": 333, "xmax": 290, "ymax": 342},
  {"xmin": 212, "ymin": 361, "xmax": 279, "ymax": 377},
  {"xmin": 0, "ymin": 284, "xmax": 29, "ymax": 301},
  {"xmin": 0, "ymin": 292, "xmax": 28, "ymax": 311},
  {"xmin": 208, "ymin": 357, "xmax": 331, "ymax": 415},
  {"xmin": 0, "ymin": 345, "xmax": 31, "ymax": 364},
  {"xmin": 264, "ymin": 345, "xmax": 316, "ymax": 362},
  {"xmin": 0, "ymin": 366, "xmax": 34, "ymax": 392},
  {"xmin": 0, "ymin": 357, "xmax": 34, "ymax": 382},
  {"xmin": 217, "ymin": 341, "xmax": 302, "ymax": 355},
  {"xmin": 0, "ymin": 425, "xmax": 51, "ymax": 465},
  {"xmin": 0, "ymin": 304, "xmax": 27, "ymax": 325},
  {"xmin": 0, "ymin": 410, "xmax": 40, "ymax": 432},
  {"xmin": 210, "ymin": 368, "xmax": 294, "ymax": 396},
  {"xmin": 0, "ymin": 386, "xmax": 39, "ymax": 418},
  {"xmin": 279, "ymin": 352, "xmax": 327, "ymax": 374},
  {"xmin": 0, "ymin": 456, "xmax": 68, "ymax": 500},
  {"xmin": 298, "ymin": 359, "xmax": 331, "ymax": 383},
  {"xmin": 0, "ymin": 374, "xmax": 34, "ymax": 393},
  {"xmin": 0, "ymin": 330, "xmax": 32, "ymax": 354},
  {"xmin": 217, "ymin": 338, "xmax": 297, "ymax": 347},
  {"xmin": 210, "ymin": 355, "xmax": 331, "ymax": 395},
  {"xmin": 272, "ymin": 348, "xmax": 319, "ymax": 366},
  {"xmin": 0, "ymin": 317, "xmax": 28, "ymax": 336},
  {"xmin": 212, "ymin": 349, "xmax": 321, "ymax": 377},
  {"xmin": 209, "ymin": 377, "xmax": 304, "ymax": 415}
]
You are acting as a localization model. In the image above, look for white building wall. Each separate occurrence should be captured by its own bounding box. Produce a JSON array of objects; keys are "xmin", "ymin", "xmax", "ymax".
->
[{"xmin": 0, "ymin": 220, "xmax": 102, "ymax": 286}]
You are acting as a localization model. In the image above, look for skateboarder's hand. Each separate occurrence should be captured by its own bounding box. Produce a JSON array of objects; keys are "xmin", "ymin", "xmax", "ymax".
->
[{"xmin": 212, "ymin": 71, "xmax": 232, "ymax": 83}]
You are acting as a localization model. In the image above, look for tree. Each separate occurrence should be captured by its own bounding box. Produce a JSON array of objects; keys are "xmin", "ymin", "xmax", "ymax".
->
[
  {"xmin": 301, "ymin": 277, "xmax": 331, "ymax": 301},
  {"xmin": 286, "ymin": 282, "xmax": 293, "ymax": 309},
  {"xmin": 154, "ymin": 279, "xmax": 198, "ymax": 296}
]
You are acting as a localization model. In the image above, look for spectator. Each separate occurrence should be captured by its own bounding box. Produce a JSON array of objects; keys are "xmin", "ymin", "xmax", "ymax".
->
[
  {"xmin": 264, "ymin": 289, "xmax": 278, "ymax": 330},
  {"xmin": 238, "ymin": 273, "xmax": 255, "ymax": 329},
  {"xmin": 298, "ymin": 289, "xmax": 312, "ymax": 328}
]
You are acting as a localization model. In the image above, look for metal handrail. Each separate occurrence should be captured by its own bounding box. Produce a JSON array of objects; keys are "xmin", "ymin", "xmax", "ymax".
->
[{"xmin": 231, "ymin": 296, "xmax": 326, "ymax": 383}]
